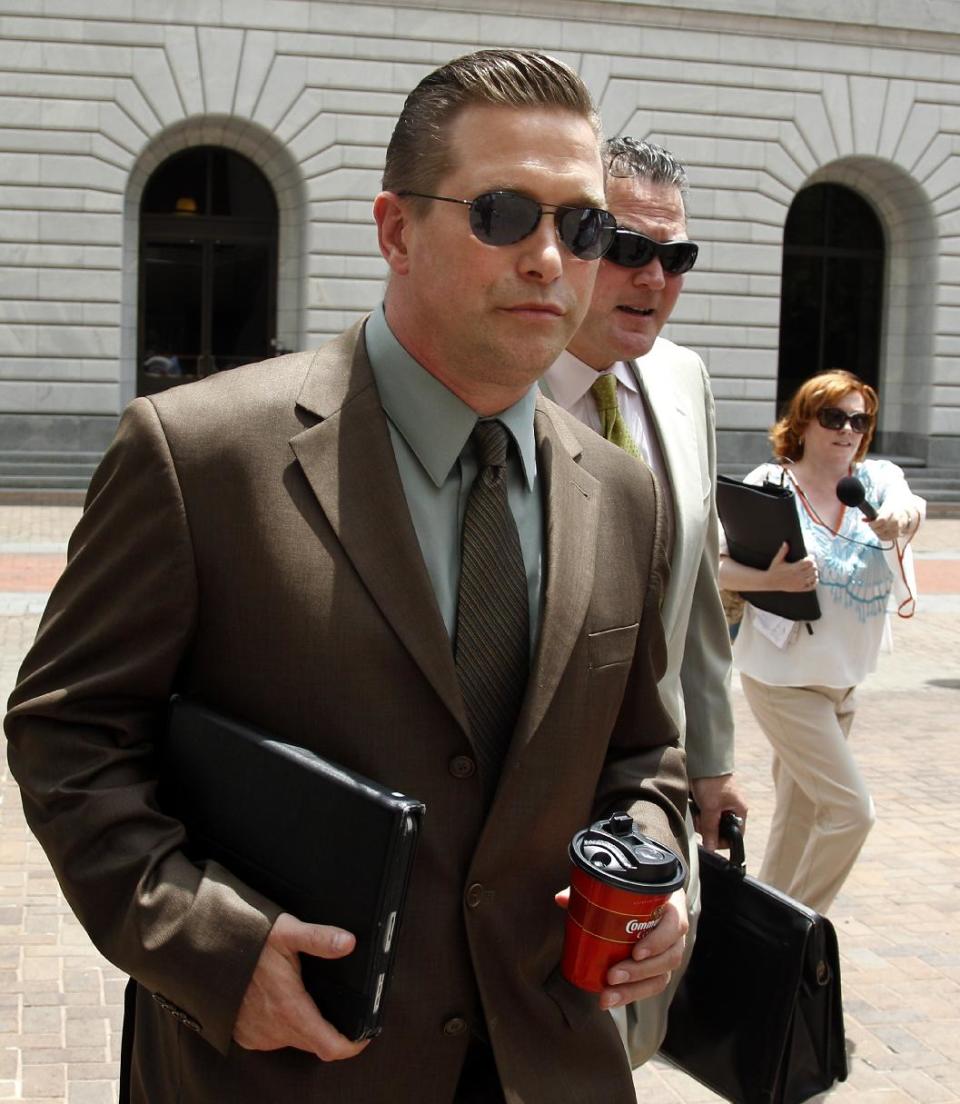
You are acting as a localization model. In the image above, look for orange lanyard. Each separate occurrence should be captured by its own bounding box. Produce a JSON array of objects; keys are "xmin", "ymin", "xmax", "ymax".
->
[{"xmin": 782, "ymin": 467, "xmax": 847, "ymax": 536}]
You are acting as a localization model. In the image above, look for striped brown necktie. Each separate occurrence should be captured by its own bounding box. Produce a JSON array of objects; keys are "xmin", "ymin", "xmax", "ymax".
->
[{"xmin": 454, "ymin": 420, "xmax": 529, "ymax": 793}]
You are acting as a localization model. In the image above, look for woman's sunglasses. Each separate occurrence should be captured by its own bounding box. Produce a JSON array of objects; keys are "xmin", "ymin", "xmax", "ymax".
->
[
  {"xmin": 816, "ymin": 407, "xmax": 873, "ymax": 433},
  {"xmin": 397, "ymin": 190, "xmax": 617, "ymax": 260},
  {"xmin": 603, "ymin": 228, "xmax": 700, "ymax": 275}
]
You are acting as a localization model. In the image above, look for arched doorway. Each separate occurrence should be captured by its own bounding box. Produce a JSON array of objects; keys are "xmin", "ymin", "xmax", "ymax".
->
[
  {"xmin": 777, "ymin": 183, "xmax": 885, "ymax": 412},
  {"xmin": 138, "ymin": 146, "xmax": 279, "ymax": 396}
]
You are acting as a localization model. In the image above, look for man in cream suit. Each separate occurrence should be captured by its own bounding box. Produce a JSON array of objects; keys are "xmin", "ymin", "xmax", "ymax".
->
[
  {"xmin": 543, "ymin": 136, "xmax": 748, "ymax": 1063},
  {"xmin": 5, "ymin": 56, "xmax": 689, "ymax": 1103}
]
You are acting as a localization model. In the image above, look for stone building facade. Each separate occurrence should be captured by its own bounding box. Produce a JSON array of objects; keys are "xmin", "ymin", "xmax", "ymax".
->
[{"xmin": 2, "ymin": 0, "xmax": 960, "ymax": 476}]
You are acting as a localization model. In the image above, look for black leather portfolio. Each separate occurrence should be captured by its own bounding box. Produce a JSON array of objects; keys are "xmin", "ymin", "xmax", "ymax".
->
[
  {"xmin": 161, "ymin": 697, "xmax": 425, "ymax": 1041},
  {"xmin": 716, "ymin": 474, "xmax": 821, "ymax": 622}
]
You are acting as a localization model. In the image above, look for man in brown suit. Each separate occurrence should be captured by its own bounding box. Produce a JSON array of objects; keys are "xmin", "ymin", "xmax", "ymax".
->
[{"xmin": 5, "ymin": 50, "xmax": 689, "ymax": 1103}]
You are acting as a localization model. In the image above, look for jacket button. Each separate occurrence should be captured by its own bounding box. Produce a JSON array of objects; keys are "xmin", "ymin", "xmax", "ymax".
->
[
  {"xmin": 449, "ymin": 755, "xmax": 476, "ymax": 779},
  {"xmin": 443, "ymin": 1016, "xmax": 467, "ymax": 1036},
  {"xmin": 465, "ymin": 883, "xmax": 484, "ymax": 908}
]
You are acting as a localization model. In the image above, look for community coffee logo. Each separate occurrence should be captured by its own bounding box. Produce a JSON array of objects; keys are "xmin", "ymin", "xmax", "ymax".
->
[{"xmin": 625, "ymin": 904, "xmax": 665, "ymax": 936}]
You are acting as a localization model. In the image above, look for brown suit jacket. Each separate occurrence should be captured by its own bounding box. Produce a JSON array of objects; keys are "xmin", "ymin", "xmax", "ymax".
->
[{"xmin": 5, "ymin": 320, "xmax": 687, "ymax": 1104}]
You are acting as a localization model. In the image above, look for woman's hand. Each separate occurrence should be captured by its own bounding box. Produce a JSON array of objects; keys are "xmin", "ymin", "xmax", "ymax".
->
[
  {"xmin": 867, "ymin": 513, "xmax": 902, "ymax": 541},
  {"xmin": 764, "ymin": 543, "xmax": 818, "ymax": 592},
  {"xmin": 868, "ymin": 506, "xmax": 918, "ymax": 541},
  {"xmin": 868, "ymin": 488, "xmax": 925, "ymax": 541},
  {"xmin": 718, "ymin": 542, "xmax": 818, "ymax": 593}
]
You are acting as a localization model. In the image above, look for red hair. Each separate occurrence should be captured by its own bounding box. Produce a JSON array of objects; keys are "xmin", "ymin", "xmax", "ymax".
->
[{"xmin": 771, "ymin": 370, "xmax": 878, "ymax": 463}]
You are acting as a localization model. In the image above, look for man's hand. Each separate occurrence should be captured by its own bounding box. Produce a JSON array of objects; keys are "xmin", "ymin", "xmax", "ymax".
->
[
  {"xmin": 691, "ymin": 774, "xmax": 749, "ymax": 852},
  {"xmin": 599, "ymin": 889, "xmax": 688, "ymax": 1010},
  {"xmin": 233, "ymin": 912, "xmax": 370, "ymax": 1061},
  {"xmin": 555, "ymin": 887, "xmax": 689, "ymax": 1010}
]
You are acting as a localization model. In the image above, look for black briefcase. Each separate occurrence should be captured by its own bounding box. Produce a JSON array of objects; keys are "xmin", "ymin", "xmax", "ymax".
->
[{"xmin": 660, "ymin": 815, "xmax": 847, "ymax": 1104}]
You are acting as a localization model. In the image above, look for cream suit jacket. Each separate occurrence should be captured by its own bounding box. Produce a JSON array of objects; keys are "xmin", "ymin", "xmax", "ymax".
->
[
  {"xmin": 623, "ymin": 337, "xmax": 735, "ymax": 1062},
  {"xmin": 629, "ymin": 336, "xmax": 735, "ymax": 780},
  {"xmin": 5, "ymin": 321, "xmax": 688, "ymax": 1104}
]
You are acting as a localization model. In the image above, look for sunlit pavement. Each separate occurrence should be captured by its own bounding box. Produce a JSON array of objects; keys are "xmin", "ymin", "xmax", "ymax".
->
[{"xmin": 1, "ymin": 506, "xmax": 958, "ymax": 1102}]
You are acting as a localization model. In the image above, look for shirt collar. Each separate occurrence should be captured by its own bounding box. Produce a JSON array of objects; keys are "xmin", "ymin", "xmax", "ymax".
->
[
  {"xmin": 543, "ymin": 349, "xmax": 639, "ymax": 410},
  {"xmin": 365, "ymin": 304, "xmax": 538, "ymax": 490}
]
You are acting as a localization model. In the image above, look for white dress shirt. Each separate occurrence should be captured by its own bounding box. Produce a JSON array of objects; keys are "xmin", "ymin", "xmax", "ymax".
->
[{"xmin": 543, "ymin": 350, "xmax": 673, "ymax": 545}]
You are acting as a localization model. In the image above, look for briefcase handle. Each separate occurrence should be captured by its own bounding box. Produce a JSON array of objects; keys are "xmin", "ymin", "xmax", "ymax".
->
[
  {"xmin": 717, "ymin": 810, "xmax": 745, "ymax": 873},
  {"xmin": 690, "ymin": 798, "xmax": 746, "ymax": 873}
]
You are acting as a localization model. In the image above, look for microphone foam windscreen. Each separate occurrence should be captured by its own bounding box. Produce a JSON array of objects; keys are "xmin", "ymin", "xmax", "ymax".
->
[{"xmin": 836, "ymin": 475, "xmax": 866, "ymax": 507}]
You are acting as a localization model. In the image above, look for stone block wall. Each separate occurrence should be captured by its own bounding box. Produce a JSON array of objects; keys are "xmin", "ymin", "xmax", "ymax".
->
[{"xmin": 1, "ymin": 0, "xmax": 960, "ymax": 465}]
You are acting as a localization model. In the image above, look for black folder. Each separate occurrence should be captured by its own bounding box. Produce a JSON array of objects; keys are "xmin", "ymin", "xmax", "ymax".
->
[
  {"xmin": 716, "ymin": 474, "xmax": 821, "ymax": 622},
  {"xmin": 161, "ymin": 697, "xmax": 425, "ymax": 1041}
]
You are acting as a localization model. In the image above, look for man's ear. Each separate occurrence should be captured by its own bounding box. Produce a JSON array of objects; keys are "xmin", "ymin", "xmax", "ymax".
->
[{"xmin": 374, "ymin": 191, "xmax": 411, "ymax": 275}]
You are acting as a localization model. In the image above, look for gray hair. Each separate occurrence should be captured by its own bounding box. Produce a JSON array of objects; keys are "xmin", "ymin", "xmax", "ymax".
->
[{"xmin": 602, "ymin": 136, "xmax": 688, "ymax": 194}]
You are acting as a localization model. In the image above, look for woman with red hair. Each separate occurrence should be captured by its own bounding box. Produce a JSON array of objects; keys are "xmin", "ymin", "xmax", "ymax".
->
[{"xmin": 719, "ymin": 370, "xmax": 923, "ymax": 913}]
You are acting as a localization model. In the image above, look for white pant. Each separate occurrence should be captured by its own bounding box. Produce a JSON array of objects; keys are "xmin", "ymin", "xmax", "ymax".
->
[{"xmin": 741, "ymin": 673, "xmax": 875, "ymax": 914}]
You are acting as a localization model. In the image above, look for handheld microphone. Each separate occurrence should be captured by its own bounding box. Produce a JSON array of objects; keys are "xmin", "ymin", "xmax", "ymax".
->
[{"xmin": 836, "ymin": 475, "xmax": 878, "ymax": 520}]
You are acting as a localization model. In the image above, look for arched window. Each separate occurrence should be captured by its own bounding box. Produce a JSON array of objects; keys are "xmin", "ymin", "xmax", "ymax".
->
[
  {"xmin": 777, "ymin": 183, "xmax": 885, "ymax": 409},
  {"xmin": 138, "ymin": 147, "xmax": 279, "ymax": 396}
]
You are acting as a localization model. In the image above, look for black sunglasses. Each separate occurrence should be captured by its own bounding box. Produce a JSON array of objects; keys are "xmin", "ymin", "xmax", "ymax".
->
[
  {"xmin": 397, "ymin": 190, "xmax": 617, "ymax": 260},
  {"xmin": 816, "ymin": 407, "xmax": 873, "ymax": 433},
  {"xmin": 604, "ymin": 228, "xmax": 699, "ymax": 275}
]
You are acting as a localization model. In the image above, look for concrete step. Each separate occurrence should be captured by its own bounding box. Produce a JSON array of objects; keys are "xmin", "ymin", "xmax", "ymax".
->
[
  {"xmin": 0, "ymin": 488, "xmax": 86, "ymax": 505},
  {"xmin": 0, "ymin": 474, "xmax": 92, "ymax": 489},
  {"xmin": 0, "ymin": 451, "xmax": 101, "ymax": 464},
  {"xmin": 917, "ymin": 487, "xmax": 960, "ymax": 501},
  {"xmin": 0, "ymin": 463, "xmax": 98, "ymax": 479},
  {"xmin": 875, "ymin": 454, "xmax": 926, "ymax": 468},
  {"xmin": 0, "ymin": 450, "xmax": 98, "ymax": 492},
  {"xmin": 908, "ymin": 480, "xmax": 960, "ymax": 491}
]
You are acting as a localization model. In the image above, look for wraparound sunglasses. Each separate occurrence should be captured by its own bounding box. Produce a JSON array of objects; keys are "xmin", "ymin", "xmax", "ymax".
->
[
  {"xmin": 604, "ymin": 228, "xmax": 699, "ymax": 275},
  {"xmin": 397, "ymin": 189, "xmax": 618, "ymax": 260},
  {"xmin": 816, "ymin": 407, "xmax": 873, "ymax": 433}
]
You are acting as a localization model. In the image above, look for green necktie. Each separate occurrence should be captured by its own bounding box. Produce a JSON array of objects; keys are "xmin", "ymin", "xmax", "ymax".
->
[
  {"xmin": 454, "ymin": 420, "xmax": 529, "ymax": 798},
  {"xmin": 590, "ymin": 373, "xmax": 642, "ymax": 458}
]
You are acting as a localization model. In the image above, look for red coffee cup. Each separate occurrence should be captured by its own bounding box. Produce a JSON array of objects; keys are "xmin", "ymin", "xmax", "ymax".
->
[{"xmin": 561, "ymin": 812, "xmax": 687, "ymax": 992}]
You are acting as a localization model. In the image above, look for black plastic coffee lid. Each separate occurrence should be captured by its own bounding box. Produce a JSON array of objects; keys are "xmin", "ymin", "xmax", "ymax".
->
[{"xmin": 569, "ymin": 812, "xmax": 686, "ymax": 893}]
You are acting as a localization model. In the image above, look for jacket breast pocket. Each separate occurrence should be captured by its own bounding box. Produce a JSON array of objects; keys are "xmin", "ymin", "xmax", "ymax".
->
[{"xmin": 588, "ymin": 623, "xmax": 639, "ymax": 671}]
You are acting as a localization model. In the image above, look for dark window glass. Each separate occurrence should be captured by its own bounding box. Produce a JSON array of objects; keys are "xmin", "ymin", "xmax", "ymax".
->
[
  {"xmin": 209, "ymin": 149, "xmax": 275, "ymax": 218},
  {"xmin": 211, "ymin": 243, "xmax": 272, "ymax": 370},
  {"xmin": 777, "ymin": 184, "xmax": 884, "ymax": 409},
  {"xmin": 783, "ymin": 185, "xmax": 826, "ymax": 247},
  {"xmin": 829, "ymin": 186, "xmax": 883, "ymax": 251},
  {"xmin": 141, "ymin": 146, "xmax": 278, "ymax": 221},
  {"xmin": 138, "ymin": 146, "xmax": 279, "ymax": 396},
  {"xmin": 142, "ymin": 148, "xmax": 209, "ymax": 216},
  {"xmin": 141, "ymin": 242, "xmax": 203, "ymax": 382}
]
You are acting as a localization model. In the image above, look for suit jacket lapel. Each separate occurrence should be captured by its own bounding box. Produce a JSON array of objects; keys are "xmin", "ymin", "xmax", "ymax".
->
[
  {"xmin": 515, "ymin": 398, "xmax": 599, "ymax": 746},
  {"xmin": 630, "ymin": 352, "xmax": 686, "ymax": 562},
  {"xmin": 289, "ymin": 323, "xmax": 467, "ymax": 731}
]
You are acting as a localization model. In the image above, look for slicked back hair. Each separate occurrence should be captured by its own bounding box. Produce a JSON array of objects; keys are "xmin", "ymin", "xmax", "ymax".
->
[
  {"xmin": 382, "ymin": 49, "xmax": 601, "ymax": 209},
  {"xmin": 603, "ymin": 136, "xmax": 689, "ymax": 195}
]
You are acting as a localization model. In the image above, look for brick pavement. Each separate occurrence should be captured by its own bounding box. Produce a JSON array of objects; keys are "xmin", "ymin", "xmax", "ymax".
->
[{"xmin": 0, "ymin": 505, "xmax": 958, "ymax": 1103}]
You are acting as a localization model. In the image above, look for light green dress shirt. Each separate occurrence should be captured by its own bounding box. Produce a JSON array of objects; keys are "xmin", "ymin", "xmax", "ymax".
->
[{"xmin": 364, "ymin": 305, "xmax": 543, "ymax": 654}]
